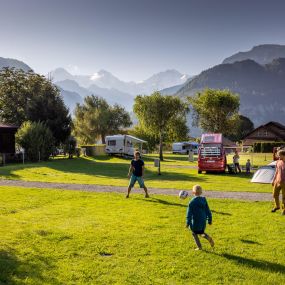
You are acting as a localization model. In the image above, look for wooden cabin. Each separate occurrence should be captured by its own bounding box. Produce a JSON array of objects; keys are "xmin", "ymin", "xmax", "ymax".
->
[
  {"xmin": 0, "ymin": 123, "xmax": 18, "ymax": 154},
  {"xmin": 242, "ymin": 121, "xmax": 285, "ymax": 146}
]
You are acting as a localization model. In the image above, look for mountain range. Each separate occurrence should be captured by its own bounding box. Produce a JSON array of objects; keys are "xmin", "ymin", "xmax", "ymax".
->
[
  {"xmin": 176, "ymin": 57, "xmax": 285, "ymax": 126},
  {"xmin": 50, "ymin": 68, "xmax": 189, "ymax": 112},
  {"xmin": 1, "ymin": 44, "xmax": 285, "ymax": 131}
]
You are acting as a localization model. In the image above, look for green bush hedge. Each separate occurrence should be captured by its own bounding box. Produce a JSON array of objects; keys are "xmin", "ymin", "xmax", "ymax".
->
[{"xmin": 253, "ymin": 142, "xmax": 285, "ymax": 153}]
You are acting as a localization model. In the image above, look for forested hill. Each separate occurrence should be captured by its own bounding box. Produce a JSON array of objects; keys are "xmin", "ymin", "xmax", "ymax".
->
[
  {"xmin": 176, "ymin": 58, "xmax": 285, "ymax": 126},
  {"xmin": 0, "ymin": 57, "xmax": 32, "ymax": 72}
]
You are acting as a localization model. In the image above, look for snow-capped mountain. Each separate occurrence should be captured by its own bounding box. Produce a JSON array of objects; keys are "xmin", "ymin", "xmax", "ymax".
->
[{"xmin": 49, "ymin": 68, "xmax": 189, "ymax": 95}]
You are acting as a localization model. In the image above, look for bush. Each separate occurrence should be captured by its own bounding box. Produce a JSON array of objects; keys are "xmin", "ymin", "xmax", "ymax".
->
[
  {"xmin": 253, "ymin": 142, "xmax": 285, "ymax": 153},
  {"xmin": 16, "ymin": 121, "xmax": 54, "ymax": 161}
]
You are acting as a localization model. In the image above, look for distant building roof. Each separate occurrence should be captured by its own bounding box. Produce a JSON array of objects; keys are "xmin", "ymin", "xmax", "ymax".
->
[
  {"xmin": 0, "ymin": 123, "xmax": 18, "ymax": 129},
  {"xmin": 242, "ymin": 121, "xmax": 285, "ymax": 145}
]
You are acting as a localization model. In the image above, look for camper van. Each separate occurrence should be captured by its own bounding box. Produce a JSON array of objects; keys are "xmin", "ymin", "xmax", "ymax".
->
[
  {"xmin": 105, "ymin": 135, "xmax": 147, "ymax": 157},
  {"xmin": 172, "ymin": 142, "xmax": 199, "ymax": 155},
  {"xmin": 198, "ymin": 133, "xmax": 227, "ymax": 173}
]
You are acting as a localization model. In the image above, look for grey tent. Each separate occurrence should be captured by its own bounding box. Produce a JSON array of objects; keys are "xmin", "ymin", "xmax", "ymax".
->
[{"xmin": 251, "ymin": 161, "xmax": 276, "ymax": 184}]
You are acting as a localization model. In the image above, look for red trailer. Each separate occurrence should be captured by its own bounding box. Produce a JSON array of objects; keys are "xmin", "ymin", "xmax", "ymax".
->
[{"xmin": 198, "ymin": 133, "xmax": 227, "ymax": 174}]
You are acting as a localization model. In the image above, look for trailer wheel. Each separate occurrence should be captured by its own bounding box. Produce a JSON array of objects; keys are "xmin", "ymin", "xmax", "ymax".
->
[{"xmin": 198, "ymin": 170, "xmax": 202, "ymax": 174}]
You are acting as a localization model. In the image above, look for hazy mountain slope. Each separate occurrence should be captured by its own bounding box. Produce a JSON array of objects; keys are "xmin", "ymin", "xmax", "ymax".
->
[
  {"xmin": 176, "ymin": 58, "xmax": 285, "ymax": 126},
  {"xmin": 58, "ymin": 88, "xmax": 83, "ymax": 115},
  {"xmin": 223, "ymin": 44, "xmax": 285, "ymax": 65},
  {"xmin": 56, "ymin": 79, "xmax": 91, "ymax": 98},
  {"xmin": 0, "ymin": 57, "xmax": 33, "ymax": 72}
]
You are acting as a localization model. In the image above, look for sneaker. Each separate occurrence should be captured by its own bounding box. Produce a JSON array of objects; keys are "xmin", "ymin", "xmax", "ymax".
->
[
  {"xmin": 126, "ymin": 195, "xmax": 129, "ymax": 198},
  {"xmin": 271, "ymin": 207, "xmax": 280, "ymax": 212},
  {"xmin": 195, "ymin": 247, "xmax": 202, "ymax": 251}
]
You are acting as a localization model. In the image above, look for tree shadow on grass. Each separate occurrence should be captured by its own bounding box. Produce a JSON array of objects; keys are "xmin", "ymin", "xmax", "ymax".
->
[
  {"xmin": 0, "ymin": 156, "xmax": 206, "ymax": 185},
  {"xmin": 0, "ymin": 249, "xmax": 60, "ymax": 284},
  {"xmin": 209, "ymin": 252, "xmax": 285, "ymax": 275}
]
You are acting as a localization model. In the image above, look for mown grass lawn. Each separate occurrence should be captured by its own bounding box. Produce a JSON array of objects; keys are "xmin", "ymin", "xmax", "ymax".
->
[
  {"xmin": 0, "ymin": 186, "xmax": 284, "ymax": 284},
  {"xmin": 0, "ymin": 155, "xmax": 271, "ymax": 193}
]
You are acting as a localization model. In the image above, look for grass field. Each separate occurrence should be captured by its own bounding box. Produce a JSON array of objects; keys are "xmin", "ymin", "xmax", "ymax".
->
[
  {"xmin": 1, "ymin": 186, "xmax": 284, "ymax": 284},
  {"xmin": 0, "ymin": 154, "xmax": 272, "ymax": 193}
]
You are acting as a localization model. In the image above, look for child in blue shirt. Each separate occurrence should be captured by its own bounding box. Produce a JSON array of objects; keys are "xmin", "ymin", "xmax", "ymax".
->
[{"xmin": 186, "ymin": 185, "xmax": 214, "ymax": 250}]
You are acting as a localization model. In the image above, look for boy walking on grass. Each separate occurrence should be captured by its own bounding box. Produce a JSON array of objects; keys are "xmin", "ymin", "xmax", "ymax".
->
[
  {"xmin": 126, "ymin": 151, "xmax": 149, "ymax": 198},
  {"xmin": 271, "ymin": 149, "xmax": 285, "ymax": 215},
  {"xmin": 186, "ymin": 185, "xmax": 214, "ymax": 250}
]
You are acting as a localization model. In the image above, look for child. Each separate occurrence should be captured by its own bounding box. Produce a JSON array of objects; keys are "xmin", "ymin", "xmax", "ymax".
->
[
  {"xmin": 186, "ymin": 185, "xmax": 214, "ymax": 250},
  {"xmin": 126, "ymin": 151, "xmax": 149, "ymax": 198},
  {"xmin": 246, "ymin": 159, "xmax": 251, "ymax": 174},
  {"xmin": 271, "ymin": 149, "xmax": 285, "ymax": 215}
]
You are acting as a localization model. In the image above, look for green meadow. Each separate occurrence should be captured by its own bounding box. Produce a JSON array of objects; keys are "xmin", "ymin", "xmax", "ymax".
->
[
  {"xmin": 1, "ymin": 186, "xmax": 284, "ymax": 284},
  {"xmin": 0, "ymin": 154, "xmax": 272, "ymax": 193}
]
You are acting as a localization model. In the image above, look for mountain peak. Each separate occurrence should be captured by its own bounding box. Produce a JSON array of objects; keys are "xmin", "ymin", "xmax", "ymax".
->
[
  {"xmin": 0, "ymin": 57, "xmax": 33, "ymax": 72},
  {"xmin": 223, "ymin": 44, "xmax": 285, "ymax": 65}
]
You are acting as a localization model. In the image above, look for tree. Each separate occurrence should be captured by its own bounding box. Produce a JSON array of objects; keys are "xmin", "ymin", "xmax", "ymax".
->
[
  {"xmin": 188, "ymin": 89, "xmax": 240, "ymax": 137},
  {"xmin": 73, "ymin": 95, "xmax": 132, "ymax": 144},
  {"xmin": 16, "ymin": 121, "xmax": 54, "ymax": 161},
  {"xmin": 0, "ymin": 68, "xmax": 72, "ymax": 145},
  {"xmin": 133, "ymin": 92, "xmax": 189, "ymax": 160},
  {"xmin": 227, "ymin": 115, "xmax": 254, "ymax": 142}
]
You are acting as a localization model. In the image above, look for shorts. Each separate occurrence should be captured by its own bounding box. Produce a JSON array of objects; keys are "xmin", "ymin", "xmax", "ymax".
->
[{"xmin": 128, "ymin": 174, "xmax": 145, "ymax": 188}]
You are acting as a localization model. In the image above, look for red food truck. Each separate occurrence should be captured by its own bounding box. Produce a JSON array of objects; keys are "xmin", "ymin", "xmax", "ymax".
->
[{"xmin": 198, "ymin": 133, "xmax": 227, "ymax": 174}]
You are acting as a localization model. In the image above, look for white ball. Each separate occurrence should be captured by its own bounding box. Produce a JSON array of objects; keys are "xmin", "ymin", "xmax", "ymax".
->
[{"xmin": 179, "ymin": 190, "xmax": 189, "ymax": 199}]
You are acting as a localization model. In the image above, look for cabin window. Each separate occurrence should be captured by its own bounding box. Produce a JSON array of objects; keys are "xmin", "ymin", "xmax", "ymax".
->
[{"xmin": 108, "ymin": 140, "xmax": 116, "ymax": 146}]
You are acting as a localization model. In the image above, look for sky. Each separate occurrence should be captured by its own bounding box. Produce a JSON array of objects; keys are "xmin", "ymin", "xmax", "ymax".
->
[{"xmin": 0, "ymin": 0, "xmax": 285, "ymax": 81}]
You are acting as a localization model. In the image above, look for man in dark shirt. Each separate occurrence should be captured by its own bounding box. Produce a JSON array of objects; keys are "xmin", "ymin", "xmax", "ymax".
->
[{"xmin": 126, "ymin": 151, "xmax": 149, "ymax": 198}]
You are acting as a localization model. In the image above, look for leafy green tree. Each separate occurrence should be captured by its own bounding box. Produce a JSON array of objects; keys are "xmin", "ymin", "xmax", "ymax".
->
[
  {"xmin": 133, "ymin": 92, "xmax": 189, "ymax": 160},
  {"xmin": 188, "ymin": 89, "xmax": 240, "ymax": 137},
  {"xmin": 165, "ymin": 116, "xmax": 189, "ymax": 143},
  {"xmin": 16, "ymin": 121, "xmax": 54, "ymax": 161},
  {"xmin": 73, "ymin": 95, "xmax": 132, "ymax": 144},
  {"xmin": 130, "ymin": 124, "xmax": 159, "ymax": 152},
  {"xmin": 0, "ymin": 68, "xmax": 72, "ymax": 145},
  {"xmin": 227, "ymin": 115, "xmax": 254, "ymax": 141}
]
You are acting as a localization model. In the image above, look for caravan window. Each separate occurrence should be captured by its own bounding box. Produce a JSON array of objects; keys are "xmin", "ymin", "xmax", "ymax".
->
[{"xmin": 108, "ymin": 140, "xmax": 116, "ymax": 146}]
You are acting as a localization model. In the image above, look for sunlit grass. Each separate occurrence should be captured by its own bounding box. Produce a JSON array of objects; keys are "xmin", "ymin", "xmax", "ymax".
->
[
  {"xmin": 0, "ymin": 155, "xmax": 272, "ymax": 193},
  {"xmin": 0, "ymin": 186, "xmax": 284, "ymax": 284}
]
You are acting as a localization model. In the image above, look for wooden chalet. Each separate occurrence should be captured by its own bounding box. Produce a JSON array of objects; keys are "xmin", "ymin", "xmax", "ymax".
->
[
  {"xmin": 0, "ymin": 123, "xmax": 18, "ymax": 154},
  {"xmin": 242, "ymin": 121, "xmax": 285, "ymax": 146}
]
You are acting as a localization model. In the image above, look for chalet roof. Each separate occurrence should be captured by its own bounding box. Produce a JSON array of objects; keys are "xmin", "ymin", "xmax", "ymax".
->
[
  {"xmin": 242, "ymin": 121, "xmax": 285, "ymax": 142},
  {"xmin": 0, "ymin": 123, "xmax": 18, "ymax": 129}
]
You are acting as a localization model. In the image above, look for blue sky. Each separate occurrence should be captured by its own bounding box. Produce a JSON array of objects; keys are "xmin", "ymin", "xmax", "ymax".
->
[{"xmin": 0, "ymin": 0, "xmax": 285, "ymax": 81}]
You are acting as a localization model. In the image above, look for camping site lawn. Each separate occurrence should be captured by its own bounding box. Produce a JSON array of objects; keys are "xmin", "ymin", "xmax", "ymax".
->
[
  {"xmin": 0, "ymin": 155, "xmax": 272, "ymax": 193},
  {"xmin": 1, "ymin": 186, "xmax": 284, "ymax": 284}
]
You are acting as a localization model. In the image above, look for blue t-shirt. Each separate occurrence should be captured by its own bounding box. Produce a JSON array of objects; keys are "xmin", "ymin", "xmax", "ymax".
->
[{"xmin": 131, "ymin": 159, "xmax": 144, "ymax": 177}]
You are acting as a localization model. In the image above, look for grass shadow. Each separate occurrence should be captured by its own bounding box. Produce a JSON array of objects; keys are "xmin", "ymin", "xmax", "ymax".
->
[
  {"xmin": 221, "ymin": 253, "xmax": 285, "ymax": 274},
  {"xmin": 207, "ymin": 252, "xmax": 285, "ymax": 275},
  {"xmin": 240, "ymin": 239, "xmax": 262, "ymax": 245},
  {"xmin": 211, "ymin": 210, "xmax": 232, "ymax": 216},
  {"xmin": 142, "ymin": 197, "xmax": 187, "ymax": 208}
]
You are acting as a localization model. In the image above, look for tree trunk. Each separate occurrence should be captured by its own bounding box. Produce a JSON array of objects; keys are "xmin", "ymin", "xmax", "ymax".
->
[
  {"xmin": 101, "ymin": 134, "xmax": 106, "ymax": 144},
  {"xmin": 159, "ymin": 132, "xmax": 163, "ymax": 161}
]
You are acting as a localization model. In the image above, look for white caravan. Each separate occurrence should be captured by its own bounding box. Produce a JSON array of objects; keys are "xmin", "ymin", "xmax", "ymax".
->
[
  {"xmin": 172, "ymin": 142, "xmax": 199, "ymax": 154},
  {"xmin": 105, "ymin": 135, "xmax": 147, "ymax": 156}
]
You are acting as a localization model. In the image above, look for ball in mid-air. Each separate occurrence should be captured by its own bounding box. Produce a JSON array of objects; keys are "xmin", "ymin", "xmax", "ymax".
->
[{"xmin": 179, "ymin": 190, "xmax": 189, "ymax": 199}]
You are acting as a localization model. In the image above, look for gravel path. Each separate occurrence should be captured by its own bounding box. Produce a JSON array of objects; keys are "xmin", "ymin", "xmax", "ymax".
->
[{"xmin": 0, "ymin": 179, "xmax": 272, "ymax": 201}]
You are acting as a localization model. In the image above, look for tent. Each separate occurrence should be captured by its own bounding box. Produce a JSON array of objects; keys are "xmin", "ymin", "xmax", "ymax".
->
[{"xmin": 251, "ymin": 161, "xmax": 276, "ymax": 184}]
